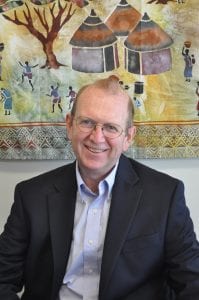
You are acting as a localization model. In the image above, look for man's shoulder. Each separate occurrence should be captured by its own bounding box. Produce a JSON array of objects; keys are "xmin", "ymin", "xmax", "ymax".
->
[
  {"xmin": 16, "ymin": 161, "xmax": 76, "ymax": 190},
  {"xmin": 122, "ymin": 155, "xmax": 180, "ymax": 185}
]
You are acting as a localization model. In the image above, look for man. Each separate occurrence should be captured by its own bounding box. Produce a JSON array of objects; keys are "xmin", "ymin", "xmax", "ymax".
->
[{"xmin": 0, "ymin": 75, "xmax": 199, "ymax": 300}]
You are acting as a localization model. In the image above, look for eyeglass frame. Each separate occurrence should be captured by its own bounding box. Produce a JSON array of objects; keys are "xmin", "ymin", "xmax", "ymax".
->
[{"xmin": 73, "ymin": 116, "xmax": 126, "ymax": 139}]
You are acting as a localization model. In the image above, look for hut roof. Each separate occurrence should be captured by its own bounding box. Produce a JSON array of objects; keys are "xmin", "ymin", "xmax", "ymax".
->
[
  {"xmin": 124, "ymin": 12, "xmax": 173, "ymax": 51},
  {"xmin": 105, "ymin": 0, "xmax": 141, "ymax": 37},
  {"xmin": 70, "ymin": 9, "xmax": 117, "ymax": 47}
]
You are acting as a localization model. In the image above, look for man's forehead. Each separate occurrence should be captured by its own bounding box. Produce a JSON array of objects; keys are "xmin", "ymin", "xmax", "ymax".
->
[{"xmin": 78, "ymin": 85, "xmax": 128, "ymax": 101}]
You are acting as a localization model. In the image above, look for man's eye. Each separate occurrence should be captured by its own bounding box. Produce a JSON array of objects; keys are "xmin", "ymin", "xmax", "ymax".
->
[
  {"xmin": 81, "ymin": 119, "xmax": 94, "ymax": 127},
  {"xmin": 105, "ymin": 124, "xmax": 118, "ymax": 132}
]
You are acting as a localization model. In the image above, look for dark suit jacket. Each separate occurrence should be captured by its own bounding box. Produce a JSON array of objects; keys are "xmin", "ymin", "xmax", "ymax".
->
[{"xmin": 0, "ymin": 155, "xmax": 199, "ymax": 300}]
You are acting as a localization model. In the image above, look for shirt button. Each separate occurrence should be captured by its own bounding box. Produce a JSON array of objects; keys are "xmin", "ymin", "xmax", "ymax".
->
[
  {"xmin": 93, "ymin": 209, "xmax": 97, "ymax": 215},
  {"xmin": 88, "ymin": 239, "xmax": 93, "ymax": 245}
]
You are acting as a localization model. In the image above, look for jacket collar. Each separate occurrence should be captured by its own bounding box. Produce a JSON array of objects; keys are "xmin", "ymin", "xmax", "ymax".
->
[
  {"xmin": 99, "ymin": 155, "xmax": 143, "ymax": 298},
  {"xmin": 47, "ymin": 161, "xmax": 77, "ymax": 300}
]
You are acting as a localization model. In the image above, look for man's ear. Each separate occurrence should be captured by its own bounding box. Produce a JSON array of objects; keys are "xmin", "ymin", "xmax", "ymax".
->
[
  {"xmin": 123, "ymin": 125, "xmax": 136, "ymax": 151},
  {"xmin": 66, "ymin": 113, "xmax": 73, "ymax": 140},
  {"xmin": 128, "ymin": 125, "xmax": 136, "ymax": 143}
]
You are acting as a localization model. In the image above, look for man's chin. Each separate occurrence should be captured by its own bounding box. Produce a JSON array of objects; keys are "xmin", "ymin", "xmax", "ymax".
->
[{"xmin": 80, "ymin": 159, "xmax": 108, "ymax": 173}]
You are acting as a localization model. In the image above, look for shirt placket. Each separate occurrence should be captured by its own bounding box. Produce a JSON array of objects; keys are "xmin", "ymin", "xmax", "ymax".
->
[{"xmin": 83, "ymin": 194, "xmax": 104, "ymax": 298}]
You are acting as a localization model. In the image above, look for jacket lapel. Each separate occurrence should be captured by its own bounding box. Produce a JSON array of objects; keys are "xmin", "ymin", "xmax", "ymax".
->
[
  {"xmin": 99, "ymin": 155, "xmax": 143, "ymax": 298},
  {"xmin": 47, "ymin": 162, "xmax": 77, "ymax": 299}
]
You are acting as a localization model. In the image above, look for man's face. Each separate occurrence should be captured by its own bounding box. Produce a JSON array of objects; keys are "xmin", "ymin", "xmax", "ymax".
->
[{"xmin": 66, "ymin": 86, "xmax": 136, "ymax": 180}]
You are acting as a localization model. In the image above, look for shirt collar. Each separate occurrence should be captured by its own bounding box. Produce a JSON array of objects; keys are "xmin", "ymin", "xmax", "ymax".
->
[{"xmin": 76, "ymin": 161, "xmax": 119, "ymax": 202}]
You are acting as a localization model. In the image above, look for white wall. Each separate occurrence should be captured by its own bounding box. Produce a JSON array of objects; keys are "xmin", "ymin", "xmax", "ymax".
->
[{"xmin": 0, "ymin": 159, "xmax": 198, "ymax": 238}]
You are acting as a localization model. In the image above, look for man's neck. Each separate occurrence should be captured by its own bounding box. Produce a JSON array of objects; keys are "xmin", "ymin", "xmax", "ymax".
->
[
  {"xmin": 79, "ymin": 172, "xmax": 106, "ymax": 194},
  {"xmin": 77, "ymin": 165, "xmax": 118, "ymax": 194}
]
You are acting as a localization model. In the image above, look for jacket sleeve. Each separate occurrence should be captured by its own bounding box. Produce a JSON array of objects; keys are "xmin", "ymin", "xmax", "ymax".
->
[
  {"xmin": 165, "ymin": 181, "xmax": 199, "ymax": 299},
  {"xmin": 0, "ymin": 183, "xmax": 28, "ymax": 299}
]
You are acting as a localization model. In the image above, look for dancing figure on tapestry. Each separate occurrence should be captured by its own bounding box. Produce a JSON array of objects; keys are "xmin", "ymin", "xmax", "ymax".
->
[
  {"xmin": 46, "ymin": 83, "xmax": 63, "ymax": 113},
  {"xmin": 182, "ymin": 45, "xmax": 195, "ymax": 82},
  {"xmin": 0, "ymin": 87, "xmax": 12, "ymax": 115},
  {"xmin": 19, "ymin": 61, "xmax": 38, "ymax": 91},
  {"xmin": 67, "ymin": 86, "xmax": 77, "ymax": 110}
]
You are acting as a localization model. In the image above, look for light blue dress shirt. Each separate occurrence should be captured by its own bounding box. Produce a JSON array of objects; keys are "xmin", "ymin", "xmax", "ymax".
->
[{"xmin": 58, "ymin": 162, "xmax": 118, "ymax": 300}]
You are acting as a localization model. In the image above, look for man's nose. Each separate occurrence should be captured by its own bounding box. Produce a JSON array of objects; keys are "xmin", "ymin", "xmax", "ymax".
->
[{"xmin": 90, "ymin": 124, "xmax": 105, "ymax": 141}]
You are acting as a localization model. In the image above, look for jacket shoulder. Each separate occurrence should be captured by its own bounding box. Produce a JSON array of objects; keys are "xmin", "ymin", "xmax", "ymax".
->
[
  {"xmin": 123, "ymin": 155, "xmax": 181, "ymax": 187},
  {"xmin": 15, "ymin": 161, "xmax": 76, "ymax": 193}
]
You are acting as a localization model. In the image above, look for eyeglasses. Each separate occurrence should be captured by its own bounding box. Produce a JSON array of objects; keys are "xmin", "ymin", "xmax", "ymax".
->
[{"xmin": 74, "ymin": 116, "xmax": 124, "ymax": 139}]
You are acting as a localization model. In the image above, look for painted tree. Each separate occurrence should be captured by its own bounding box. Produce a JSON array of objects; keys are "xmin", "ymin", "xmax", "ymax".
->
[{"xmin": 2, "ymin": 0, "xmax": 86, "ymax": 69}]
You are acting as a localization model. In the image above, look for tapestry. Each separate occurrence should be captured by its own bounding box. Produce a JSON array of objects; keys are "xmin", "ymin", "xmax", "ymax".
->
[{"xmin": 0, "ymin": 0, "xmax": 198, "ymax": 160}]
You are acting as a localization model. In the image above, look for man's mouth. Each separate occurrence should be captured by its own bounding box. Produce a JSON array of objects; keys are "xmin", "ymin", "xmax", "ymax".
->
[{"xmin": 86, "ymin": 145, "xmax": 107, "ymax": 153}]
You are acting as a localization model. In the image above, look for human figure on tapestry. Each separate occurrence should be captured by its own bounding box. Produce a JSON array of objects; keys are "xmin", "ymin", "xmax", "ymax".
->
[
  {"xmin": 177, "ymin": 0, "xmax": 185, "ymax": 3},
  {"xmin": 46, "ymin": 83, "xmax": 63, "ymax": 113},
  {"xmin": 133, "ymin": 96, "xmax": 141, "ymax": 109},
  {"xmin": 133, "ymin": 96, "xmax": 147, "ymax": 116},
  {"xmin": 0, "ymin": 56, "xmax": 2, "ymax": 81},
  {"xmin": 18, "ymin": 61, "xmax": 38, "ymax": 91},
  {"xmin": 181, "ymin": 46, "xmax": 195, "ymax": 82},
  {"xmin": 0, "ymin": 87, "xmax": 12, "ymax": 115},
  {"xmin": 196, "ymin": 81, "xmax": 199, "ymax": 117},
  {"xmin": 67, "ymin": 86, "xmax": 77, "ymax": 110}
]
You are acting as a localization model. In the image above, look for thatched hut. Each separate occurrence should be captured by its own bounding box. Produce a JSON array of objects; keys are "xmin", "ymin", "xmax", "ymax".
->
[
  {"xmin": 124, "ymin": 12, "xmax": 173, "ymax": 75},
  {"xmin": 69, "ymin": 9, "xmax": 119, "ymax": 73}
]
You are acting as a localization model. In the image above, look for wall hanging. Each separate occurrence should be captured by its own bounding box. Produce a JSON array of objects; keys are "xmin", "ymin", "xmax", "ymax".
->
[{"xmin": 0, "ymin": 0, "xmax": 198, "ymax": 159}]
